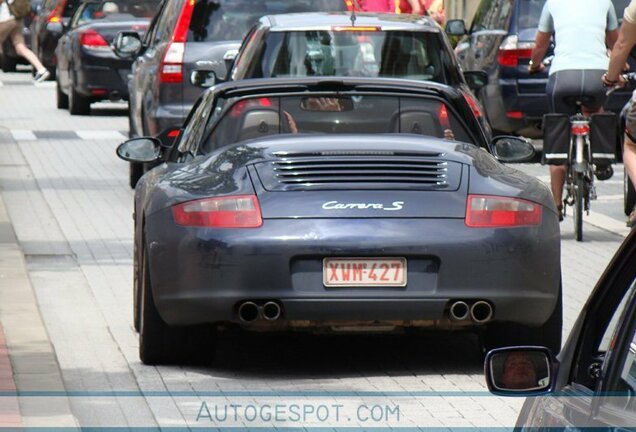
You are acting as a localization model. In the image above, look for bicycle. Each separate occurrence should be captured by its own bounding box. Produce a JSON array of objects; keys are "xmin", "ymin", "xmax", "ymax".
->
[{"xmin": 561, "ymin": 99, "xmax": 595, "ymax": 242}]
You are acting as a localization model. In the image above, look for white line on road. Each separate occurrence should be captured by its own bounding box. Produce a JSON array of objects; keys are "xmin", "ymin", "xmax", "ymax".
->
[
  {"xmin": 76, "ymin": 130, "xmax": 127, "ymax": 140},
  {"xmin": 11, "ymin": 130, "xmax": 37, "ymax": 141}
]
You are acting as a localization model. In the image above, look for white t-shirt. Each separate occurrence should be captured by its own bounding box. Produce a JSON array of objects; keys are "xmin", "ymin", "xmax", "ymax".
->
[{"xmin": 538, "ymin": 0, "xmax": 618, "ymax": 74}]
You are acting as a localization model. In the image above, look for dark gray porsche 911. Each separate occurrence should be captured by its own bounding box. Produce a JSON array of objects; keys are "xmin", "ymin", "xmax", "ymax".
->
[{"xmin": 117, "ymin": 77, "xmax": 562, "ymax": 365}]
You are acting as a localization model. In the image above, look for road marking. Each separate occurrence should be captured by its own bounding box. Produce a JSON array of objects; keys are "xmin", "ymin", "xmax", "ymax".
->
[
  {"xmin": 10, "ymin": 130, "xmax": 36, "ymax": 141},
  {"xmin": 76, "ymin": 130, "xmax": 127, "ymax": 140}
]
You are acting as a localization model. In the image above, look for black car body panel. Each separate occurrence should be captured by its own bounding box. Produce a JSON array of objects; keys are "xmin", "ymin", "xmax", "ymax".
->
[
  {"xmin": 56, "ymin": 1, "xmax": 156, "ymax": 106},
  {"xmin": 125, "ymin": 78, "xmax": 560, "ymax": 363}
]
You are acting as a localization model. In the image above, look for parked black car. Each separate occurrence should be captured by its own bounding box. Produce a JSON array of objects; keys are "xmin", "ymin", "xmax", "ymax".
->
[
  {"xmin": 116, "ymin": 76, "xmax": 560, "ymax": 365},
  {"xmin": 453, "ymin": 0, "xmax": 633, "ymax": 138},
  {"xmin": 113, "ymin": 0, "xmax": 350, "ymax": 188},
  {"xmin": 31, "ymin": 0, "xmax": 82, "ymax": 78},
  {"xmin": 484, "ymin": 227, "xmax": 636, "ymax": 429},
  {"xmin": 55, "ymin": 0, "xmax": 158, "ymax": 115},
  {"xmin": 0, "ymin": 0, "xmax": 43, "ymax": 72}
]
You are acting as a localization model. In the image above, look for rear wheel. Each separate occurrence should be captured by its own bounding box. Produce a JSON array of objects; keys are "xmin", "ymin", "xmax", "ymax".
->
[
  {"xmin": 68, "ymin": 73, "xmax": 91, "ymax": 115},
  {"xmin": 139, "ymin": 246, "xmax": 216, "ymax": 365},
  {"xmin": 56, "ymin": 77, "xmax": 68, "ymax": 109},
  {"xmin": 483, "ymin": 286, "xmax": 563, "ymax": 355},
  {"xmin": 624, "ymin": 169, "xmax": 636, "ymax": 216},
  {"xmin": 573, "ymin": 172, "xmax": 585, "ymax": 242}
]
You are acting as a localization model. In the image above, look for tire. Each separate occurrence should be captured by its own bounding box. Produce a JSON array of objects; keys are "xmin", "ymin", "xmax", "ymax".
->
[
  {"xmin": 1, "ymin": 55, "xmax": 17, "ymax": 73},
  {"xmin": 139, "ymin": 246, "xmax": 216, "ymax": 365},
  {"xmin": 56, "ymin": 77, "xmax": 68, "ymax": 109},
  {"xmin": 129, "ymin": 163, "xmax": 144, "ymax": 189},
  {"xmin": 573, "ymin": 173, "xmax": 584, "ymax": 242},
  {"xmin": 483, "ymin": 286, "xmax": 563, "ymax": 355},
  {"xmin": 624, "ymin": 169, "xmax": 636, "ymax": 216},
  {"xmin": 68, "ymin": 73, "xmax": 91, "ymax": 115}
]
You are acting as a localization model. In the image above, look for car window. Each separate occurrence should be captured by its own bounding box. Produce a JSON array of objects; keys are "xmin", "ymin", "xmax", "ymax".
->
[
  {"xmin": 71, "ymin": 0, "xmax": 157, "ymax": 25},
  {"xmin": 186, "ymin": 0, "xmax": 347, "ymax": 43},
  {"xmin": 199, "ymin": 94, "xmax": 472, "ymax": 154},
  {"xmin": 598, "ymin": 282, "xmax": 636, "ymax": 353},
  {"xmin": 63, "ymin": 0, "xmax": 80, "ymax": 17},
  {"xmin": 149, "ymin": 0, "xmax": 180, "ymax": 46},
  {"xmin": 470, "ymin": 0, "xmax": 514, "ymax": 32},
  {"xmin": 245, "ymin": 30, "xmax": 451, "ymax": 83},
  {"xmin": 177, "ymin": 91, "xmax": 216, "ymax": 157},
  {"xmin": 517, "ymin": 0, "xmax": 546, "ymax": 30}
]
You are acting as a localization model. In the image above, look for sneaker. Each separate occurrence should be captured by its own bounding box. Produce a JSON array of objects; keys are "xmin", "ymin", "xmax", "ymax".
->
[
  {"xmin": 34, "ymin": 69, "xmax": 50, "ymax": 83},
  {"xmin": 628, "ymin": 206, "xmax": 636, "ymax": 229},
  {"xmin": 594, "ymin": 164, "xmax": 614, "ymax": 181}
]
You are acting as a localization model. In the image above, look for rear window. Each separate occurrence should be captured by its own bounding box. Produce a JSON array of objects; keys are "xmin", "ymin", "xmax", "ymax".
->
[
  {"xmin": 188, "ymin": 0, "xmax": 348, "ymax": 42},
  {"xmin": 197, "ymin": 95, "xmax": 472, "ymax": 154},
  {"xmin": 246, "ymin": 30, "xmax": 452, "ymax": 83},
  {"xmin": 517, "ymin": 0, "xmax": 545, "ymax": 30},
  {"xmin": 73, "ymin": 0, "xmax": 157, "ymax": 26}
]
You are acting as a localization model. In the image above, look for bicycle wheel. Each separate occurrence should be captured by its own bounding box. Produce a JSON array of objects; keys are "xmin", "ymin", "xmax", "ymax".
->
[{"xmin": 573, "ymin": 173, "xmax": 585, "ymax": 241}]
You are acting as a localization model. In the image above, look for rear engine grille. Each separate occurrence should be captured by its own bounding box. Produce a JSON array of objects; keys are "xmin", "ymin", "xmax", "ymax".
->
[{"xmin": 254, "ymin": 154, "xmax": 462, "ymax": 191}]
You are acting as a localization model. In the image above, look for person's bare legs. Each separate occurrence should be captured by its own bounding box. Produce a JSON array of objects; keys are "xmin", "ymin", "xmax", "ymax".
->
[
  {"xmin": 550, "ymin": 164, "xmax": 567, "ymax": 210},
  {"xmin": 13, "ymin": 42, "xmax": 45, "ymax": 72}
]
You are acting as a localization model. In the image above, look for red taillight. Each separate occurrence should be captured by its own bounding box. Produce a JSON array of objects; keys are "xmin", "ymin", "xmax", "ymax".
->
[
  {"xmin": 571, "ymin": 123, "xmax": 590, "ymax": 135},
  {"xmin": 159, "ymin": 42, "xmax": 185, "ymax": 83},
  {"xmin": 229, "ymin": 98, "xmax": 274, "ymax": 117},
  {"xmin": 167, "ymin": 129, "xmax": 180, "ymax": 138},
  {"xmin": 332, "ymin": 26, "xmax": 381, "ymax": 32},
  {"xmin": 172, "ymin": 195, "xmax": 263, "ymax": 228},
  {"xmin": 498, "ymin": 35, "xmax": 534, "ymax": 67},
  {"xmin": 80, "ymin": 29, "xmax": 109, "ymax": 49},
  {"xmin": 438, "ymin": 104, "xmax": 450, "ymax": 129},
  {"xmin": 465, "ymin": 195, "xmax": 542, "ymax": 228},
  {"xmin": 462, "ymin": 91, "xmax": 483, "ymax": 118},
  {"xmin": 159, "ymin": 0, "xmax": 194, "ymax": 84},
  {"xmin": 506, "ymin": 111, "xmax": 524, "ymax": 119}
]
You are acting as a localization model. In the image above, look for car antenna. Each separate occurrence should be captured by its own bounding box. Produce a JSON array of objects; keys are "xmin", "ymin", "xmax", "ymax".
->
[{"xmin": 350, "ymin": 0, "xmax": 360, "ymax": 26}]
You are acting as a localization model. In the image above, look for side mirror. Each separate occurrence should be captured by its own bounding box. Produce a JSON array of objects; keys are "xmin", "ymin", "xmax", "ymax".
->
[
  {"xmin": 491, "ymin": 136, "xmax": 536, "ymax": 163},
  {"xmin": 46, "ymin": 21, "xmax": 64, "ymax": 34},
  {"xmin": 113, "ymin": 31, "xmax": 142, "ymax": 58},
  {"xmin": 485, "ymin": 347, "xmax": 556, "ymax": 395},
  {"xmin": 464, "ymin": 70, "xmax": 488, "ymax": 94},
  {"xmin": 445, "ymin": 19, "xmax": 466, "ymax": 36},
  {"xmin": 116, "ymin": 137, "xmax": 161, "ymax": 163}
]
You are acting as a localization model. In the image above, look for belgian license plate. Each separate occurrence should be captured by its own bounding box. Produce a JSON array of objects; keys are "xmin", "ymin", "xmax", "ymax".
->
[{"xmin": 323, "ymin": 258, "xmax": 407, "ymax": 287}]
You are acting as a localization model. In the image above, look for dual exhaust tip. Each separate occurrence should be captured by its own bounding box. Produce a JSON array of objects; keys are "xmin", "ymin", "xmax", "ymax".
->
[
  {"xmin": 449, "ymin": 300, "xmax": 493, "ymax": 323},
  {"xmin": 238, "ymin": 301, "xmax": 281, "ymax": 323}
]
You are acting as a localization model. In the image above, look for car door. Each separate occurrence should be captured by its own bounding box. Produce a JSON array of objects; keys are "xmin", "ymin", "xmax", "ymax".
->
[
  {"xmin": 462, "ymin": 0, "xmax": 513, "ymax": 73},
  {"xmin": 515, "ymin": 232, "xmax": 636, "ymax": 429},
  {"xmin": 590, "ymin": 282, "xmax": 636, "ymax": 428}
]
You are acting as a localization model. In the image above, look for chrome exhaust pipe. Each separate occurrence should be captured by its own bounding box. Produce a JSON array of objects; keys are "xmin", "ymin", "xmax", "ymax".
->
[
  {"xmin": 238, "ymin": 301, "xmax": 259, "ymax": 323},
  {"xmin": 262, "ymin": 301, "xmax": 281, "ymax": 321},
  {"xmin": 470, "ymin": 301, "xmax": 493, "ymax": 323},
  {"xmin": 449, "ymin": 301, "xmax": 470, "ymax": 321}
]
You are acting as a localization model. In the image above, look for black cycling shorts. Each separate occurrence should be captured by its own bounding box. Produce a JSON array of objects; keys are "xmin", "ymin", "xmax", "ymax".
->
[{"xmin": 546, "ymin": 69, "xmax": 607, "ymax": 114}]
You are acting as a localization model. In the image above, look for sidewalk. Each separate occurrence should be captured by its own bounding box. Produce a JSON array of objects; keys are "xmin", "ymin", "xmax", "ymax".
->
[{"xmin": 0, "ymin": 129, "xmax": 76, "ymax": 427}]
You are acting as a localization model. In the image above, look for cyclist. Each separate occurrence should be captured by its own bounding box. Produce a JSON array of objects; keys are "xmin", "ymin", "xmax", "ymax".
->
[
  {"xmin": 529, "ymin": 0, "xmax": 619, "ymax": 220},
  {"xmin": 604, "ymin": 0, "xmax": 636, "ymax": 228}
]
